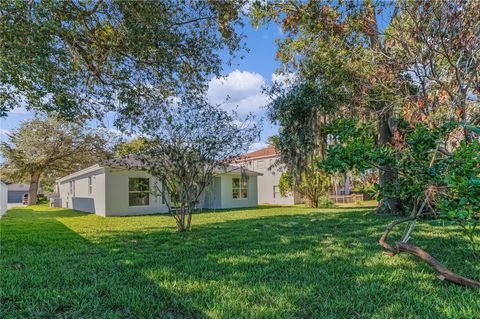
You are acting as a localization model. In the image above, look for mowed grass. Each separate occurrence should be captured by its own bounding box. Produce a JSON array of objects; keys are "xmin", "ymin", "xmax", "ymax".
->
[{"xmin": 1, "ymin": 204, "xmax": 479, "ymax": 319}]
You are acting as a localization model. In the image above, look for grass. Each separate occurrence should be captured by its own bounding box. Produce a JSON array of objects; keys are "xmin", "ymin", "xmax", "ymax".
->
[{"xmin": 1, "ymin": 204, "xmax": 479, "ymax": 318}]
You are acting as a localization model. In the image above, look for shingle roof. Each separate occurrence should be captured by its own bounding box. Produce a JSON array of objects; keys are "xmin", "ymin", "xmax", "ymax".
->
[
  {"xmin": 242, "ymin": 146, "xmax": 277, "ymax": 159},
  {"xmin": 104, "ymin": 155, "xmax": 146, "ymax": 169}
]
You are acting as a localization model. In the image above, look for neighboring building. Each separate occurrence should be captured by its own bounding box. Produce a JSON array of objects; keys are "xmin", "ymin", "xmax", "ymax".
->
[
  {"xmin": 6, "ymin": 183, "xmax": 43, "ymax": 204},
  {"xmin": 0, "ymin": 181, "xmax": 7, "ymax": 216},
  {"xmin": 55, "ymin": 159, "xmax": 261, "ymax": 217},
  {"xmin": 235, "ymin": 146, "xmax": 303, "ymax": 205}
]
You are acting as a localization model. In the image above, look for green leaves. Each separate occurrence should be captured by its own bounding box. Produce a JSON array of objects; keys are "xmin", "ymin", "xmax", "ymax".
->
[{"xmin": 0, "ymin": 1, "xmax": 244, "ymax": 124}]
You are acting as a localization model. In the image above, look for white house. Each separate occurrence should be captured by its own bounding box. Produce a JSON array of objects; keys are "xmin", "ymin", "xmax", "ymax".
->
[
  {"xmin": 235, "ymin": 146, "xmax": 304, "ymax": 205},
  {"xmin": 55, "ymin": 159, "xmax": 261, "ymax": 217}
]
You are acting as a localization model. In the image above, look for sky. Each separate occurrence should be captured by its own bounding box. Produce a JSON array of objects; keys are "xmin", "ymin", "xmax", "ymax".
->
[{"xmin": 0, "ymin": 21, "xmax": 284, "ymax": 152}]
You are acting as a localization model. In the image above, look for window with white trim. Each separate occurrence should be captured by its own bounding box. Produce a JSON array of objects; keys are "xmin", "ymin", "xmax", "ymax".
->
[
  {"xmin": 129, "ymin": 178, "xmax": 150, "ymax": 206},
  {"xmin": 88, "ymin": 176, "xmax": 93, "ymax": 195},
  {"xmin": 232, "ymin": 177, "xmax": 248, "ymax": 199}
]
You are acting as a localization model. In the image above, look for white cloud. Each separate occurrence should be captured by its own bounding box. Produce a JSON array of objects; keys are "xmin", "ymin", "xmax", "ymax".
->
[
  {"xmin": 0, "ymin": 128, "xmax": 10, "ymax": 136},
  {"xmin": 207, "ymin": 70, "xmax": 269, "ymax": 114}
]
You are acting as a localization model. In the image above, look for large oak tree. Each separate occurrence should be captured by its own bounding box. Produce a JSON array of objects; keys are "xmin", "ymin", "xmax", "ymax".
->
[
  {"xmin": 0, "ymin": 0, "xmax": 246, "ymax": 125},
  {"xmin": 0, "ymin": 117, "xmax": 113, "ymax": 204}
]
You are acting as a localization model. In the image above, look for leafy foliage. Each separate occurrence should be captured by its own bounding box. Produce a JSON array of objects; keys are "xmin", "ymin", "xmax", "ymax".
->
[
  {"xmin": 278, "ymin": 164, "xmax": 331, "ymax": 208},
  {"xmin": 137, "ymin": 98, "xmax": 259, "ymax": 231},
  {"xmin": 0, "ymin": 117, "xmax": 114, "ymax": 204},
  {"xmin": 437, "ymin": 141, "xmax": 480, "ymax": 257},
  {"xmin": 0, "ymin": 1, "xmax": 244, "ymax": 123},
  {"xmin": 114, "ymin": 137, "xmax": 148, "ymax": 158},
  {"xmin": 322, "ymin": 118, "xmax": 480, "ymax": 255}
]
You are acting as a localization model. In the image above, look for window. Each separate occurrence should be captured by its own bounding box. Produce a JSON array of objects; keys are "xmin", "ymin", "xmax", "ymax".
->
[
  {"xmin": 69, "ymin": 181, "xmax": 75, "ymax": 196},
  {"xmin": 88, "ymin": 176, "xmax": 93, "ymax": 195},
  {"xmin": 129, "ymin": 178, "xmax": 150, "ymax": 206},
  {"xmin": 232, "ymin": 177, "xmax": 248, "ymax": 199},
  {"xmin": 257, "ymin": 160, "xmax": 265, "ymax": 169}
]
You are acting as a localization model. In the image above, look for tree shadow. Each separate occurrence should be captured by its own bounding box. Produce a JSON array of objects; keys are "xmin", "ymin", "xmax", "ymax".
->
[
  {"xmin": 91, "ymin": 211, "xmax": 479, "ymax": 318},
  {"xmin": 2, "ymin": 207, "xmax": 479, "ymax": 318},
  {"xmin": 0, "ymin": 208, "xmax": 206, "ymax": 318}
]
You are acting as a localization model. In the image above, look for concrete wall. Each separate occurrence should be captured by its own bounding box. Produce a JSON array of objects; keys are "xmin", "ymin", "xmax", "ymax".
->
[
  {"xmin": 58, "ymin": 168, "xmax": 106, "ymax": 216},
  {"xmin": 104, "ymin": 169, "xmax": 168, "ymax": 216},
  {"xmin": 218, "ymin": 174, "xmax": 258, "ymax": 209},
  {"xmin": 241, "ymin": 156, "xmax": 299, "ymax": 205}
]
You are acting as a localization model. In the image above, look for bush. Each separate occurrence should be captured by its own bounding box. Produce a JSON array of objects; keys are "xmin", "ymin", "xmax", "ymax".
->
[
  {"xmin": 37, "ymin": 194, "xmax": 47, "ymax": 204},
  {"xmin": 318, "ymin": 195, "xmax": 334, "ymax": 208}
]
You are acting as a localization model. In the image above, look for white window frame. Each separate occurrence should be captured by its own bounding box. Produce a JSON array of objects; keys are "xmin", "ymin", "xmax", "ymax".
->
[
  {"xmin": 128, "ymin": 177, "xmax": 150, "ymax": 207},
  {"xmin": 232, "ymin": 177, "xmax": 248, "ymax": 199}
]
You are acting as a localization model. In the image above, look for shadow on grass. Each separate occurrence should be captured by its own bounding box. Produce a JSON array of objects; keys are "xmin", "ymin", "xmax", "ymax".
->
[
  {"xmin": 0, "ymin": 208, "xmax": 205, "ymax": 319},
  {"xmin": 1, "ymin": 207, "xmax": 479, "ymax": 318}
]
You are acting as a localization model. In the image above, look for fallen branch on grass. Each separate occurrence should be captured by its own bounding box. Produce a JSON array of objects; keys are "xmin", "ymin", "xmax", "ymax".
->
[{"xmin": 379, "ymin": 217, "xmax": 480, "ymax": 289}]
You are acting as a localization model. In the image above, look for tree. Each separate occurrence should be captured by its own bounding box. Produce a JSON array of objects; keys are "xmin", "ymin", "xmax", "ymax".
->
[
  {"xmin": 252, "ymin": 1, "xmax": 404, "ymax": 213},
  {"xmin": 0, "ymin": 0, "xmax": 245, "ymax": 123},
  {"xmin": 114, "ymin": 137, "xmax": 148, "ymax": 158},
  {"xmin": 279, "ymin": 165, "xmax": 331, "ymax": 208},
  {"xmin": 253, "ymin": 0, "xmax": 480, "ymax": 287},
  {"xmin": 133, "ymin": 98, "xmax": 259, "ymax": 232},
  {"xmin": 0, "ymin": 117, "xmax": 113, "ymax": 204}
]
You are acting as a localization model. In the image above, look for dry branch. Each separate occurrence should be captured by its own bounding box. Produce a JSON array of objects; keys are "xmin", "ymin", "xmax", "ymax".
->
[{"xmin": 379, "ymin": 217, "xmax": 480, "ymax": 289}]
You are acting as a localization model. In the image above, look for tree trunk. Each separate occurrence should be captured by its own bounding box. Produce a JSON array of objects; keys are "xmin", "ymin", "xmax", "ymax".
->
[
  {"xmin": 28, "ymin": 171, "xmax": 41, "ymax": 205},
  {"xmin": 377, "ymin": 110, "xmax": 402, "ymax": 214},
  {"xmin": 366, "ymin": 4, "xmax": 402, "ymax": 215}
]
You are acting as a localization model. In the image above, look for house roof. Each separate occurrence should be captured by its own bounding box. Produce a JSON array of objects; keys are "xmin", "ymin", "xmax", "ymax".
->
[
  {"xmin": 241, "ymin": 146, "xmax": 278, "ymax": 160},
  {"xmin": 56, "ymin": 164, "xmax": 104, "ymax": 183},
  {"xmin": 56, "ymin": 157, "xmax": 262, "ymax": 183},
  {"xmin": 214, "ymin": 165, "xmax": 262, "ymax": 176}
]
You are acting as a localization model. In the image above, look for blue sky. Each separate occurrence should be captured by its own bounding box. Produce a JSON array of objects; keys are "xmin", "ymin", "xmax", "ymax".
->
[{"xmin": 0, "ymin": 21, "xmax": 283, "ymax": 151}]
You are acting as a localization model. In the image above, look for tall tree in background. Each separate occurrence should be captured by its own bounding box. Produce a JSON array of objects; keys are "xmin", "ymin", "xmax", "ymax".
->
[
  {"xmin": 0, "ymin": 0, "xmax": 245, "ymax": 125},
  {"xmin": 252, "ymin": 0, "xmax": 404, "ymax": 213},
  {"xmin": 0, "ymin": 117, "xmax": 113, "ymax": 204}
]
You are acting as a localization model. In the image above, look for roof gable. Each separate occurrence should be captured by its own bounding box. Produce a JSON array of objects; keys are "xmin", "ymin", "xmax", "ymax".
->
[{"xmin": 242, "ymin": 146, "xmax": 277, "ymax": 159}]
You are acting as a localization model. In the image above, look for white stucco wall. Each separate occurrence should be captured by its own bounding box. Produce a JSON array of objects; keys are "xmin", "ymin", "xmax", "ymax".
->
[
  {"xmin": 198, "ymin": 176, "xmax": 222, "ymax": 209},
  {"xmin": 57, "ymin": 166, "xmax": 259, "ymax": 217},
  {"xmin": 58, "ymin": 167, "xmax": 106, "ymax": 215},
  {"xmin": 218, "ymin": 174, "xmax": 258, "ymax": 209},
  {"xmin": 241, "ymin": 156, "xmax": 298, "ymax": 205},
  {"xmin": 104, "ymin": 169, "xmax": 168, "ymax": 216}
]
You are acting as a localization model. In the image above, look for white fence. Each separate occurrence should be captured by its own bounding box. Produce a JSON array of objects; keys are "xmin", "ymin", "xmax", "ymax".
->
[{"xmin": 329, "ymin": 194, "xmax": 364, "ymax": 204}]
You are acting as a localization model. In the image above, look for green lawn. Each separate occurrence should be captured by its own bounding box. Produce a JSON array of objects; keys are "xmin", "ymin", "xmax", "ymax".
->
[{"xmin": 1, "ymin": 205, "xmax": 479, "ymax": 318}]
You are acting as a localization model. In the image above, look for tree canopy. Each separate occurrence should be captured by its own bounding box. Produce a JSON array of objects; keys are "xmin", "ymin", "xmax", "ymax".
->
[
  {"xmin": 0, "ymin": 0, "xmax": 245, "ymax": 124},
  {"xmin": 0, "ymin": 117, "xmax": 114, "ymax": 204}
]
